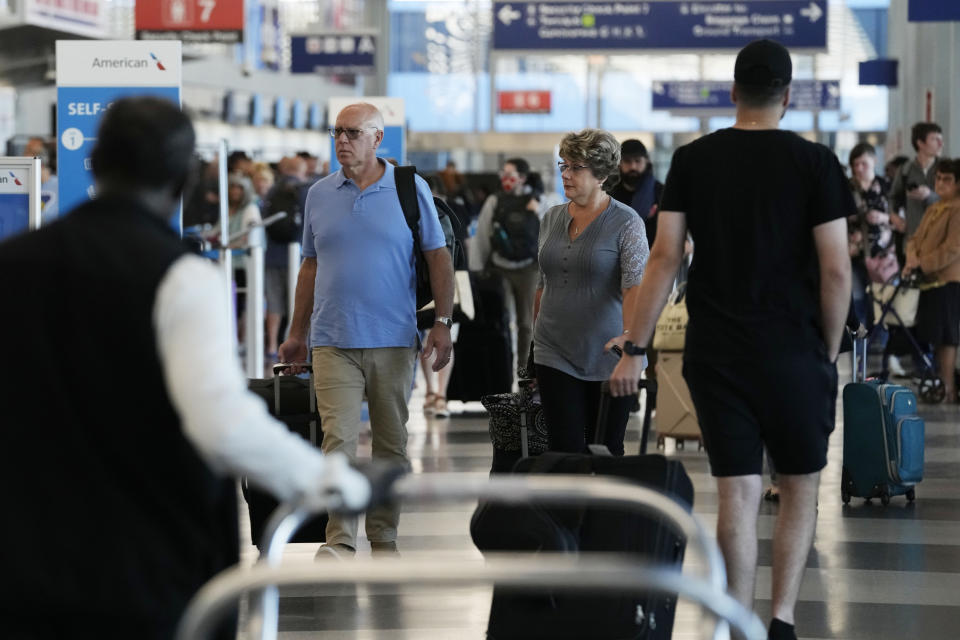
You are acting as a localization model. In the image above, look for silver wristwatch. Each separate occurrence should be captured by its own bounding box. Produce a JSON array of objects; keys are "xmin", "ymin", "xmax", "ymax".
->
[{"xmin": 435, "ymin": 316, "xmax": 453, "ymax": 329}]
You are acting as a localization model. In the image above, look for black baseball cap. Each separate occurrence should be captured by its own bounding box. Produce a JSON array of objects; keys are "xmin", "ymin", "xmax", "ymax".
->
[
  {"xmin": 621, "ymin": 139, "xmax": 649, "ymax": 159},
  {"xmin": 734, "ymin": 39, "xmax": 792, "ymax": 87}
]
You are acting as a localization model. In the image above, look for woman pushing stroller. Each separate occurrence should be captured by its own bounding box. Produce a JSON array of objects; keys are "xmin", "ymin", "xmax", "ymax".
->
[{"xmin": 903, "ymin": 158, "xmax": 960, "ymax": 403}]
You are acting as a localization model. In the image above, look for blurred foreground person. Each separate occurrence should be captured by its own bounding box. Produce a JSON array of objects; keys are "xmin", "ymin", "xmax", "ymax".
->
[{"xmin": 0, "ymin": 97, "xmax": 369, "ymax": 639}]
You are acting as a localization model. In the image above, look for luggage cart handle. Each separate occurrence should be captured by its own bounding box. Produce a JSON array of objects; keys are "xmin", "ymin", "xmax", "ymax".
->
[
  {"xmin": 177, "ymin": 556, "xmax": 764, "ymax": 640},
  {"xmin": 249, "ymin": 473, "xmax": 730, "ymax": 640}
]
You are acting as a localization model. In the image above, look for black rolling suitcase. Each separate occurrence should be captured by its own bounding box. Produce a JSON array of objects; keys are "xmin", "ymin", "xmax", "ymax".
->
[
  {"xmin": 244, "ymin": 364, "xmax": 328, "ymax": 548},
  {"xmin": 447, "ymin": 272, "xmax": 513, "ymax": 401},
  {"xmin": 471, "ymin": 385, "xmax": 692, "ymax": 639}
]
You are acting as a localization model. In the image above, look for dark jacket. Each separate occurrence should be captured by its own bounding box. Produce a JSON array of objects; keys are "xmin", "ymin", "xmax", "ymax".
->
[
  {"xmin": 0, "ymin": 195, "xmax": 238, "ymax": 638},
  {"xmin": 606, "ymin": 172, "xmax": 664, "ymax": 245}
]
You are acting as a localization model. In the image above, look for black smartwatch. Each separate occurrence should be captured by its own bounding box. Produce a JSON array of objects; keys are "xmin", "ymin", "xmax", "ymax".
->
[{"xmin": 622, "ymin": 340, "xmax": 646, "ymax": 357}]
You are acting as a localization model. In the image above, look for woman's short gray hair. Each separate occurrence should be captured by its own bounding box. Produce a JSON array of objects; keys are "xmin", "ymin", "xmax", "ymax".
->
[{"xmin": 559, "ymin": 128, "xmax": 621, "ymax": 180}]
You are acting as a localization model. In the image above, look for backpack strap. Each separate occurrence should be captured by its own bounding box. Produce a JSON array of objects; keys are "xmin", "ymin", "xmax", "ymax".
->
[{"xmin": 394, "ymin": 165, "xmax": 420, "ymax": 240}]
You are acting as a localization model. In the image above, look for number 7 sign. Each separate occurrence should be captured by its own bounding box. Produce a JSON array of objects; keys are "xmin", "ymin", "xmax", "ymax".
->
[{"xmin": 136, "ymin": 0, "xmax": 243, "ymax": 44}]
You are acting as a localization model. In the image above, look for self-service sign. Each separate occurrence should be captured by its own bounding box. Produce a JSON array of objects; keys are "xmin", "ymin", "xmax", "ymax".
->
[
  {"xmin": 493, "ymin": 0, "xmax": 827, "ymax": 51},
  {"xmin": 136, "ymin": 0, "xmax": 244, "ymax": 43},
  {"xmin": 56, "ymin": 41, "xmax": 182, "ymax": 216},
  {"xmin": 0, "ymin": 158, "xmax": 41, "ymax": 242}
]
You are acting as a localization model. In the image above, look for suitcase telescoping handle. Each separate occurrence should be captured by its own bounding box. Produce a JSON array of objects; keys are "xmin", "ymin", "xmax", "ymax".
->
[
  {"xmin": 270, "ymin": 363, "xmax": 317, "ymax": 443},
  {"xmin": 848, "ymin": 325, "xmax": 868, "ymax": 383},
  {"xmin": 595, "ymin": 347, "xmax": 656, "ymax": 455},
  {"xmin": 273, "ymin": 362, "xmax": 311, "ymax": 376}
]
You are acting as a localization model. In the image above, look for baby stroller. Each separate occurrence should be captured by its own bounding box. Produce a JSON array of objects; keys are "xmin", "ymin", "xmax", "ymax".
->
[{"xmin": 864, "ymin": 272, "xmax": 945, "ymax": 403}]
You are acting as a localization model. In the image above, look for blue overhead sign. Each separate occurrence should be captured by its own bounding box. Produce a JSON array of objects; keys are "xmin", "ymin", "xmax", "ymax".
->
[
  {"xmin": 493, "ymin": 1, "xmax": 827, "ymax": 51},
  {"xmin": 859, "ymin": 59, "xmax": 898, "ymax": 87},
  {"xmin": 908, "ymin": 0, "xmax": 960, "ymax": 22},
  {"xmin": 652, "ymin": 79, "xmax": 840, "ymax": 111},
  {"xmin": 291, "ymin": 34, "xmax": 377, "ymax": 74}
]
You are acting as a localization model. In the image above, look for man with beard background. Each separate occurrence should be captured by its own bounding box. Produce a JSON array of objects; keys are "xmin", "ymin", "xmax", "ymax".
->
[
  {"xmin": 606, "ymin": 139, "xmax": 664, "ymax": 246},
  {"xmin": 606, "ymin": 139, "xmax": 666, "ymax": 393}
]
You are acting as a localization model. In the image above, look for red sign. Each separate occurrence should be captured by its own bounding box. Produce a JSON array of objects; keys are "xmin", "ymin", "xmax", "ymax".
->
[
  {"xmin": 498, "ymin": 91, "xmax": 551, "ymax": 115},
  {"xmin": 136, "ymin": 0, "xmax": 244, "ymax": 44}
]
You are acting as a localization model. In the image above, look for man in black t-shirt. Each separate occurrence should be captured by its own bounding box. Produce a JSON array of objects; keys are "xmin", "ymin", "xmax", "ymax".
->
[{"xmin": 606, "ymin": 40, "xmax": 852, "ymax": 640}]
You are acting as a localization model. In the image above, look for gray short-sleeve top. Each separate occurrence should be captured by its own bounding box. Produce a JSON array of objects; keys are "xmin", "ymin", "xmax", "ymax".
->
[{"xmin": 533, "ymin": 198, "xmax": 649, "ymax": 380}]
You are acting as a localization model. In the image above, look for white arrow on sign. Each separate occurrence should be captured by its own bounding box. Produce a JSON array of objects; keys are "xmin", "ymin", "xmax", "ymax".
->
[
  {"xmin": 498, "ymin": 4, "xmax": 522, "ymax": 26},
  {"xmin": 800, "ymin": 2, "xmax": 823, "ymax": 23}
]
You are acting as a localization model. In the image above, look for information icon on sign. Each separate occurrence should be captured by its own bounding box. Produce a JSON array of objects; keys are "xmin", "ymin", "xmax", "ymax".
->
[{"xmin": 62, "ymin": 128, "xmax": 84, "ymax": 151}]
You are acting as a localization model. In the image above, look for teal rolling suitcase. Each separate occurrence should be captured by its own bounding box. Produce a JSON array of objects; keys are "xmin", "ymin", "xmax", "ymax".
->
[{"xmin": 841, "ymin": 332, "xmax": 924, "ymax": 505}]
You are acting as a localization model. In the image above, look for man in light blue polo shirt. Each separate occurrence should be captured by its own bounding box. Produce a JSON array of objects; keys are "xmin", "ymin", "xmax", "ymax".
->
[{"xmin": 279, "ymin": 103, "xmax": 454, "ymax": 558}]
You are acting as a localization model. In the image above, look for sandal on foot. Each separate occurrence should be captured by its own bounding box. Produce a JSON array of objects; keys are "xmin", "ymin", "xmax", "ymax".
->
[
  {"xmin": 434, "ymin": 396, "xmax": 450, "ymax": 418},
  {"xmin": 423, "ymin": 392, "xmax": 437, "ymax": 415}
]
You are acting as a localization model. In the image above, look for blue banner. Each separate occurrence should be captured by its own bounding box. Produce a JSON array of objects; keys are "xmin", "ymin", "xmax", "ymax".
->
[
  {"xmin": 493, "ymin": 0, "xmax": 827, "ymax": 51},
  {"xmin": 291, "ymin": 34, "xmax": 377, "ymax": 74},
  {"xmin": 908, "ymin": 0, "xmax": 960, "ymax": 22},
  {"xmin": 0, "ymin": 193, "xmax": 30, "ymax": 241},
  {"xmin": 328, "ymin": 126, "xmax": 405, "ymax": 173},
  {"xmin": 57, "ymin": 85, "xmax": 181, "ymax": 215},
  {"xmin": 652, "ymin": 79, "xmax": 840, "ymax": 111},
  {"xmin": 859, "ymin": 59, "xmax": 898, "ymax": 87}
]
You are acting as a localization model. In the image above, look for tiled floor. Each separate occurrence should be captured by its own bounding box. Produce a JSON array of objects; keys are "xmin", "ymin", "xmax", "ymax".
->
[{"xmin": 235, "ymin": 358, "xmax": 960, "ymax": 639}]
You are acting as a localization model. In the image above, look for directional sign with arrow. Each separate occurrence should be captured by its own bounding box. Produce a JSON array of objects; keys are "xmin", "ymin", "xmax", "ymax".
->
[
  {"xmin": 493, "ymin": 0, "xmax": 828, "ymax": 51},
  {"xmin": 497, "ymin": 4, "xmax": 521, "ymax": 27}
]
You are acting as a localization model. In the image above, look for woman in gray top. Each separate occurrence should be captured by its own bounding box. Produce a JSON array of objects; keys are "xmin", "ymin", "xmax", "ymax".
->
[{"xmin": 534, "ymin": 129, "xmax": 649, "ymax": 455}]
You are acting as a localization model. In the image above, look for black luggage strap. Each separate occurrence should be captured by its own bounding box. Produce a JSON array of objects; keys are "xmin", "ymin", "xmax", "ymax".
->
[{"xmin": 394, "ymin": 166, "xmax": 421, "ymax": 244}]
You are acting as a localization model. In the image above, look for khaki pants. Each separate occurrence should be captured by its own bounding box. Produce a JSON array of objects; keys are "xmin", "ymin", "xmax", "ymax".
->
[
  {"xmin": 312, "ymin": 346, "xmax": 417, "ymax": 548},
  {"xmin": 494, "ymin": 263, "xmax": 540, "ymax": 371}
]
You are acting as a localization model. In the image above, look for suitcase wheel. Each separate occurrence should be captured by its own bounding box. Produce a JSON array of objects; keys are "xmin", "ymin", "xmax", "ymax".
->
[
  {"xmin": 880, "ymin": 492, "xmax": 891, "ymax": 506},
  {"xmin": 906, "ymin": 488, "xmax": 916, "ymax": 502},
  {"xmin": 841, "ymin": 488, "xmax": 851, "ymax": 505}
]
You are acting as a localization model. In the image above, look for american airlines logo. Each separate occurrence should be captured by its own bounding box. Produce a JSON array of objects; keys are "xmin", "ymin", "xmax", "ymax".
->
[
  {"xmin": 6, "ymin": 171, "xmax": 22, "ymax": 186},
  {"xmin": 91, "ymin": 52, "xmax": 167, "ymax": 70}
]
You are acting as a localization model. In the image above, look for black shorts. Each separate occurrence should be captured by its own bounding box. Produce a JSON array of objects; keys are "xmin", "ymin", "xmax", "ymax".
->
[{"xmin": 682, "ymin": 352, "xmax": 838, "ymax": 477}]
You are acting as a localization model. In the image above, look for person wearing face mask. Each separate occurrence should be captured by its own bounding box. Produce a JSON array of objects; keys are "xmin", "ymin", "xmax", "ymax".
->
[
  {"xmin": 471, "ymin": 157, "xmax": 542, "ymax": 375},
  {"xmin": 606, "ymin": 139, "xmax": 664, "ymax": 247}
]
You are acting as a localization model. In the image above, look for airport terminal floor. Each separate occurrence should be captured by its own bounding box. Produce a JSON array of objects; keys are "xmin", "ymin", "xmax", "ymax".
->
[{"xmin": 233, "ymin": 355, "xmax": 960, "ymax": 640}]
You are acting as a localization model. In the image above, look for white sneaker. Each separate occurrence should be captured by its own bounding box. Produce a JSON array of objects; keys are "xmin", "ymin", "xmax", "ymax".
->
[{"xmin": 888, "ymin": 355, "xmax": 907, "ymax": 377}]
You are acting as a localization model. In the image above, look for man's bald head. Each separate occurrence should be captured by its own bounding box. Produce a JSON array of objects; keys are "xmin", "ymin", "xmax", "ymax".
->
[{"xmin": 337, "ymin": 103, "xmax": 384, "ymax": 131}]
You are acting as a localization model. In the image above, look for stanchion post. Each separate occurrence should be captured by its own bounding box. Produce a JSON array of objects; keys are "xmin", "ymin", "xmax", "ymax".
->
[
  {"xmin": 246, "ymin": 226, "xmax": 266, "ymax": 378},
  {"xmin": 217, "ymin": 140, "xmax": 232, "ymax": 327},
  {"xmin": 286, "ymin": 242, "xmax": 300, "ymax": 339}
]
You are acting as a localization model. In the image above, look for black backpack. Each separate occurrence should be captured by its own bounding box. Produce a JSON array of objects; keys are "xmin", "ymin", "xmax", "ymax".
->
[
  {"xmin": 264, "ymin": 180, "xmax": 305, "ymax": 244},
  {"xmin": 394, "ymin": 166, "xmax": 466, "ymax": 310},
  {"xmin": 491, "ymin": 193, "xmax": 539, "ymax": 263}
]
